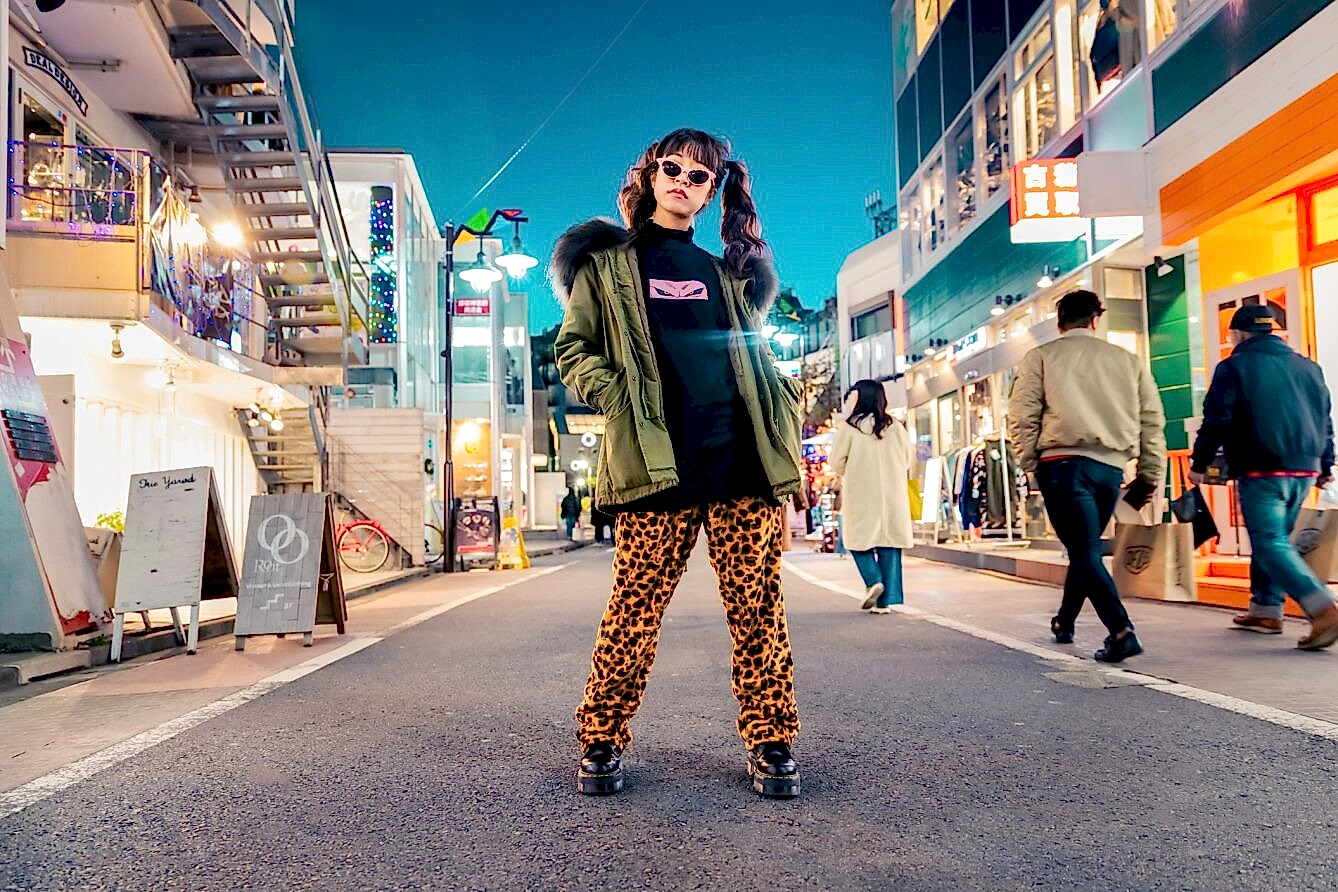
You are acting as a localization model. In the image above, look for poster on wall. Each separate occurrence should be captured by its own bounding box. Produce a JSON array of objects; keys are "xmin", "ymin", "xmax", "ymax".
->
[{"xmin": 0, "ymin": 337, "xmax": 106, "ymax": 636}]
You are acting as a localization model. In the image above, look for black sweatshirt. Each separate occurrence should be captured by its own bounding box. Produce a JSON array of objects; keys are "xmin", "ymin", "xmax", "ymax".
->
[{"xmin": 620, "ymin": 222, "xmax": 770, "ymax": 511}]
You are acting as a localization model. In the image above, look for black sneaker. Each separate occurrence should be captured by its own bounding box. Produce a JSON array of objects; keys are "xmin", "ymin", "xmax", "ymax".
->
[
  {"xmin": 1051, "ymin": 616, "xmax": 1074, "ymax": 645},
  {"xmin": 577, "ymin": 742, "xmax": 624, "ymax": 795},
  {"xmin": 747, "ymin": 742, "xmax": 801, "ymax": 798},
  {"xmin": 1094, "ymin": 630, "xmax": 1143, "ymax": 663}
]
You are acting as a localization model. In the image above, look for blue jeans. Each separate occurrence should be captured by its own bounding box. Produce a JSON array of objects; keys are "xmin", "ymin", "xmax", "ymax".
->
[
  {"xmin": 851, "ymin": 547, "xmax": 903, "ymax": 607},
  {"xmin": 1036, "ymin": 457, "xmax": 1132, "ymax": 636},
  {"xmin": 565, "ymin": 518, "xmax": 577, "ymax": 539},
  {"xmin": 1237, "ymin": 476, "xmax": 1338, "ymax": 619}
]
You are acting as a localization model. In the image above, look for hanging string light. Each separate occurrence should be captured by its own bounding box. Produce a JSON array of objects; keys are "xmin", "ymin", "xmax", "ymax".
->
[{"xmin": 368, "ymin": 185, "xmax": 398, "ymax": 344}]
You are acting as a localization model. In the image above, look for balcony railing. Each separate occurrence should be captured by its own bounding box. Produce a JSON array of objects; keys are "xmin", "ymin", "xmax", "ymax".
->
[
  {"xmin": 6, "ymin": 140, "xmax": 270, "ymax": 362},
  {"xmin": 7, "ymin": 140, "xmax": 156, "ymax": 232}
]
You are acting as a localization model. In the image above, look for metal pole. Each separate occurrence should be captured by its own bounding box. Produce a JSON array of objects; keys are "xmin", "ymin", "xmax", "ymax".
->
[{"xmin": 441, "ymin": 222, "xmax": 457, "ymax": 572}]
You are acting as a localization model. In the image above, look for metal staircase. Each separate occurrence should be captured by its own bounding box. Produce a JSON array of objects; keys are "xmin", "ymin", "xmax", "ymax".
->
[
  {"xmin": 167, "ymin": 1, "xmax": 369, "ymax": 373},
  {"xmin": 237, "ymin": 407, "xmax": 320, "ymax": 492}
]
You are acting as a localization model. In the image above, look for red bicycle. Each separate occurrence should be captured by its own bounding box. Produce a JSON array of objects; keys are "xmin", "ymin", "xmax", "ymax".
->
[{"xmin": 336, "ymin": 518, "xmax": 391, "ymax": 573}]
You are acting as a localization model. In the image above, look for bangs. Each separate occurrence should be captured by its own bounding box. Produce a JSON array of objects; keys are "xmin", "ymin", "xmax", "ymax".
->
[{"xmin": 657, "ymin": 129, "xmax": 728, "ymax": 172}]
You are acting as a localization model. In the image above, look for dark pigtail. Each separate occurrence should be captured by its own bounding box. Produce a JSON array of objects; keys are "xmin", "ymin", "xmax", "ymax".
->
[
  {"xmin": 721, "ymin": 159, "xmax": 767, "ymax": 277},
  {"xmin": 617, "ymin": 143, "xmax": 660, "ymax": 232}
]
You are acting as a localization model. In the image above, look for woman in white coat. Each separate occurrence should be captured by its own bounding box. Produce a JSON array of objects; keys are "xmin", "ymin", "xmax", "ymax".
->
[{"xmin": 829, "ymin": 380, "xmax": 914, "ymax": 613}]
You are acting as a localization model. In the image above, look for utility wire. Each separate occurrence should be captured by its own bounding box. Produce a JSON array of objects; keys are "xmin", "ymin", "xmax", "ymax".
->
[{"xmin": 453, "ymin": 0, "xmax": 651, "ymax": 217}]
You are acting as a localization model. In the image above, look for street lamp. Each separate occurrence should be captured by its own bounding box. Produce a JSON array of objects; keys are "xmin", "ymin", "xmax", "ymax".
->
[
  {"xmin": 495, "ymin": 218, "xmax": 539, "ymax": 279},
  {"xmin": 438, "ymin": 208, "xmax": 536, "ymax": 573},
  {"xmin": 458, "ymin": 243, "xmax": 504, "ymax": 291}
]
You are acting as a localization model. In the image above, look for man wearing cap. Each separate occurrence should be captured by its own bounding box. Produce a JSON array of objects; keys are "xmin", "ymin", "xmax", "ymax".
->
[
  {"xmin": 1189, "ymin": 306, "xmax": 1338, "ymax": 649},
  {"xmin": 1009, "ymin": 289, "xmax": 1166, "ymax": 663}
]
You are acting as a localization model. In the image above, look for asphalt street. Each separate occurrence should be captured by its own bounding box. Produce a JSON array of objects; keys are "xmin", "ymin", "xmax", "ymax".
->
[{"xmin": 4, "ymin": 544, "xmax": 1338, "ymax": 891}]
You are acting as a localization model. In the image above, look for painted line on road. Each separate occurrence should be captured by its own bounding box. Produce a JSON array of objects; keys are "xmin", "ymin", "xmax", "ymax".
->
[
  {"xmin": 782, "ymin": 559, "xmax": 1338, "ymax": 743},
  {"xmin": 0, "ymin": 563, "xmax": 572, "ymax": 821}
]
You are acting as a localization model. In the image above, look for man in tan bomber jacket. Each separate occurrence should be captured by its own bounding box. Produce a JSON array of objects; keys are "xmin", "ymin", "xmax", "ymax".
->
[{"xmin": 1008, "ymin": 290, "xmax": 1166, "ymax": 664}]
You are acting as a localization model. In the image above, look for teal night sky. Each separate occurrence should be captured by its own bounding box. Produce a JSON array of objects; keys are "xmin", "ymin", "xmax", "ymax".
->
[{"xmin": 296, "ymin": 2, "xmax": 893, "ymax": 332}]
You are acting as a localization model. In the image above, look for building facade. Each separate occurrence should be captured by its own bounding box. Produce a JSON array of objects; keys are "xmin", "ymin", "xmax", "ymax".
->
[{"xmin": 839, "ymin": 0, "xmax": 1338, "ymax": 550}]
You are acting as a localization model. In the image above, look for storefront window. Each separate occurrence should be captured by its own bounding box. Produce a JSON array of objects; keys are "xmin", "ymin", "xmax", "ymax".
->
[
  {"xmin": 1144, "ymin": 0, "xmax": 1177, "ymax": 52},
  {"xmin": 922, "ymin": 156, "xmax": 947, "ymax": 253},
  {"xmin": 853, "ymin": 304, "xmax": 893, "ymax": 340},
  {"xmin": 16, "ymin": 92, "xmax": 68, "ymax": 223},
  {"xmin": 981, "ymin": 77, "xmax": 1009, "ymax": 198},
  {"xmin": 1015, "ymin": 20, "xmax": 1058, "ymax": 160},
  {"xmin": 1312, "ymin": 185, "xmax": 1338, "ymax": 247},
  {"xmin": 949, "ymin": 114, "xmax": 977, "ymax": 231},
  {"xmin": 916, "ymin": 0, "xmax": 939, "ymax": 53},
  {"xmin": 937, "ymin": 391, "xmax": 963, "ymax": 455},
  {"xmin": 965, "ymin": 380, "xmax": 994, "ymax": 440},
  {"xmin": 1080, "ymin": 0, "xmax": 1142, "ymax": 102},
  {"xmin": 900, "ymin": 181, "xmax": 922, "ymax": 276},
  {"xmin": 893, "ymin": 0, "xmax": 918, "ymax": 97}
]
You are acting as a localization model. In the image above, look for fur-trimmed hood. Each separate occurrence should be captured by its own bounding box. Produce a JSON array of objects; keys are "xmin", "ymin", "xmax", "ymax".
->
[{"xmin": 549, "ymin": 218, "xmax": 780, "ymax": 315}]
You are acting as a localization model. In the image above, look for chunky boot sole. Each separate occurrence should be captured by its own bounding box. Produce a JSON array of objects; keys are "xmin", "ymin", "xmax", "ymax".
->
[
  {"xmin": 577, "ymin": 768, "xmax": 624, "ymax": 795},
  {"xmin": 748, "ymin": 762, "xmax": 801, "ymax": 798}
]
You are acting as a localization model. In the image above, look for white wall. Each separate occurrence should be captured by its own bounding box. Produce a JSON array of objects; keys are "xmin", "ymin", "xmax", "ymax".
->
[{"xmin": 327, "ymin": 407, "xmax": 426, "ymax": 564}]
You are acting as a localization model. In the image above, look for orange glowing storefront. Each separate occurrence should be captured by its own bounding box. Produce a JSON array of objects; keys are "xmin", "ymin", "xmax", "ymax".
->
[{"xmin": 1158, "ymin": 72, "xmax": 1338, "ymax": 610}]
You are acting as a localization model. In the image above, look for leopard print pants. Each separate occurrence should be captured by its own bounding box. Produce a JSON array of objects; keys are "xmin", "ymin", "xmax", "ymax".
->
[{"xmin": 576, "ymin": 496, "xmax": 800, "ymax": 750}]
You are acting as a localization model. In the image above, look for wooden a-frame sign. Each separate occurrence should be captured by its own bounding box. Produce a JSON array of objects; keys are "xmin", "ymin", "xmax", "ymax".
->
[
  {"xmin": 110, "ymin": 467, "xmax": 238, "ymax": 661},
  {"xmin": 234, "ymin": 492, "xmax": 346, "ymax": 650}
]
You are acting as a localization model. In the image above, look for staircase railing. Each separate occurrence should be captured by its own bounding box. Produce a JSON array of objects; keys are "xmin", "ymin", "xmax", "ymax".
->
[
  {"xmin": 192, "ymin": 0, "xmax": 371, "ymax": 372},
  {"xmin": 308, "ymin": 385, "xmax": 329, "ymax": 490},
  {"xmin": 326, "ymin": 435, "xmax": 418, "ymax": 560}
]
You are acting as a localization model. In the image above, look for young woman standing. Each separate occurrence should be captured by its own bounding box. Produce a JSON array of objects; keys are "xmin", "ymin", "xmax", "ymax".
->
[
  {"xmin": 830, "ymin": 380, "xmax": 914, "ymax": 613},
  {"xmin": 552, "ymin": 129, "xmax": 806, "ymax": 798}
]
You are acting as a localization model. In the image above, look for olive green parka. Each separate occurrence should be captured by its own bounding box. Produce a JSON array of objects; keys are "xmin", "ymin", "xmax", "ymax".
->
[{"xmin": 551, "ymin": 219, "xmax": 805, "ymax": 510}]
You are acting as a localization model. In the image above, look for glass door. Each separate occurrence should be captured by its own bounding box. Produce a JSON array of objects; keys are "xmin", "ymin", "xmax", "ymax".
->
[{"xmin": 12, "ymin": 87, "xmax": 71, "ymax": 222}]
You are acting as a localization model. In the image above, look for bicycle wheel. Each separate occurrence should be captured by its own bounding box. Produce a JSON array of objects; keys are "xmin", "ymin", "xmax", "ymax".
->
[
  {"xmin": 424, "ymin": 523, "xmax": 445, "ymax": 565},
  {"xmin": 338, "ymin": 523, "xmax": 390, "ymax": 573}
]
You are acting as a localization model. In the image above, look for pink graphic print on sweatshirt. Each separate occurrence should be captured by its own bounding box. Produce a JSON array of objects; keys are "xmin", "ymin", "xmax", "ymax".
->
[{"xmin": 648, "ymin": 279, "xmax": 708, "ymax": 300}]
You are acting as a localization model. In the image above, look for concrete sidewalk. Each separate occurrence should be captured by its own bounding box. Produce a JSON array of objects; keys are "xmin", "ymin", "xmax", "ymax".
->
[
  {"xmin": 0, "ymin": 561, "xmax": 571, "ymax": 796},
  {"xmin": 785, "ymin": 549, "xmax": 1338, "ymax": 724}
]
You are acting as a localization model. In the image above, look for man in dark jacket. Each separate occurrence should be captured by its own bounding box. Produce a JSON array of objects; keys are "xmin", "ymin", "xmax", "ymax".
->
[{"xmin": 1189, "ymin": 305, "xmax": 1338, "ymax": 649}]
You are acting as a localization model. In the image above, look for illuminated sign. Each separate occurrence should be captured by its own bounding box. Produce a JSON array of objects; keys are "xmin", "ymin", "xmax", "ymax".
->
[
  {"xmin": 454, "ymin": 297, "xmax": 491, "ymax": 316},
  {"xmin": 1009, "ymin": 159, "xmax": 1086, "ymax": 244},
  {"xmin": 949, "ymin": 327, "xmax": 988, "ymax": 361}
]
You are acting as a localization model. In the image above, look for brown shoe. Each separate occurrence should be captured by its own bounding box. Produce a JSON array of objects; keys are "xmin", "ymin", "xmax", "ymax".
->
[
  {"xmin": 1297, "ymin": 604, "xmax": 1338, "ymax": 651},
  {"xmin": 1232, "ymin": 614, "xmax": 1283, "ymax": 635}
]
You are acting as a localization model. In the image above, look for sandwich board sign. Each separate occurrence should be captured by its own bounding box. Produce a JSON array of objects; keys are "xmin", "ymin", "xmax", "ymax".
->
[
  {"xmin": 110, "ymin": 467, "xmax": 238, "ymax": 661},
  {"xmin": 234, "ymin": 492, "xmax": 346, "ymax": 650}
]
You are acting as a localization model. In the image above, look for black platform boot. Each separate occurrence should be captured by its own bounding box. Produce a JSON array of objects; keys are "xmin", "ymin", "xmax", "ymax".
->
[
  {"xmin": 747, "ymin": 742, "xmax": 801, "ymax": 798},
  {"xmin": 577, "ymin": 742, "xmax": 624, "ymax": 795}
]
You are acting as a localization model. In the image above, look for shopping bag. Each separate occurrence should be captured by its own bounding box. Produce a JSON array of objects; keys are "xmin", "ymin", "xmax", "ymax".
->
[
  {"xmin": 908, "ymin": 479, "xmax": 923, "ymax": 523},
  {"xmin": 1169, "ymin": 486, "xmax": 1219, "ymax": 548},
  {"xmin": 1112, "ymin": 521, "xmax": 1197, "ymax": 602},
  {"xmin": 1290, "ymin": 508, "xmax": 1338, "ymax": 583}
]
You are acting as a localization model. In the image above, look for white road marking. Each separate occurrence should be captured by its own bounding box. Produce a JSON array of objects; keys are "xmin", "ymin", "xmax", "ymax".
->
[
  {"xmin": 783, "ymin": 559, "xmax": 1338, "ymax": 743},
  {"xmin": 0, "ymin": 564, "xmax": 572, "ymax": 820}
]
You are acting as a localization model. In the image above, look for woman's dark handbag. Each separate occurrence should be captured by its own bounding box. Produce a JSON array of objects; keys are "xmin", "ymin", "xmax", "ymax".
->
[
  {"xmin": 1089, "ymin": 12, "xmax": 1121, "ymax": 84},
  {"xmin": 1170, "ymin": 486, "xmax": 1220, "ymax": 548}
]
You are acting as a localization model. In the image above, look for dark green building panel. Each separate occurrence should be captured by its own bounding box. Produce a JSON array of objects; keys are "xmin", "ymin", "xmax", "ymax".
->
[
  {"xmin": 1153, "ymin": 0, "xmax": 1333, "ymax": 135},
  {"xmin": 1145, "ymin": 258, "xmax": 1193, "ymax": 453},
  {"xmin": 902, "ymin": 204, "xmax": 1087, "ymax": 351}
]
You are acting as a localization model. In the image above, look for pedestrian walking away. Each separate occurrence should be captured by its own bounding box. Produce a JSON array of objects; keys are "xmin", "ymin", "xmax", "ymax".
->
[
  {"xmin": 1008, "ymin": 289, "xmax": 1166, "ymax": 663},
  {"xmin": 553, "ymin": 128, "xmax": 807, "ymax": 798},
  {"xmin": 829, "ymin": 379, "xmax": 913, "ymax": 615},
  {"xmin": 1189, "ymin": 305, "xmax": 1338, "ymax": 649},
  {"xmin": 560, "ymin": 487, "xmax": 582, "ymax": 540}
]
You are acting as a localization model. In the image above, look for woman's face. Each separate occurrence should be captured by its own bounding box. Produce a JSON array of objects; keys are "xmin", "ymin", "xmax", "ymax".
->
[{"xmin": 652, "ymin": 153, "xmax": 716, "ymax": 222}]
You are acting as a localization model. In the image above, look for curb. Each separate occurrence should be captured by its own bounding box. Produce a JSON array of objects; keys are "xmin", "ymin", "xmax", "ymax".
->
[{"xmin": 0, "ymin": 569, "xmax": 435, "ymax": 691}]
